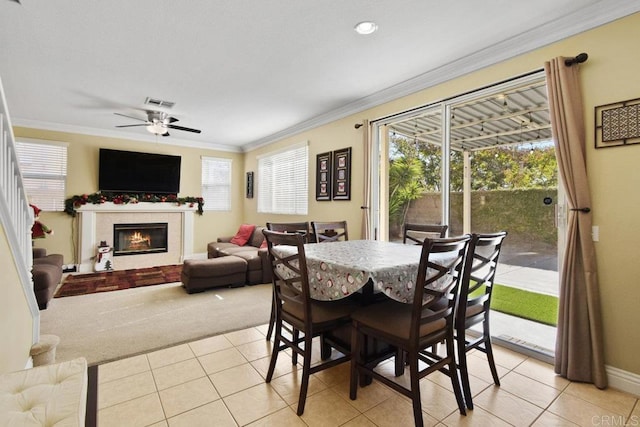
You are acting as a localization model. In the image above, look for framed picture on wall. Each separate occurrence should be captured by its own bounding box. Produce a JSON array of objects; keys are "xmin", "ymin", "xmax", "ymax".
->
[
  {"xmin": 246, "ymin": 171, "xmax": 254, "ymax": 198},
  {"xmin": 594, "ymin": 97, "xmax": 640, "ymax": 148},
  {"xmin": 332, "ymin": 147, "xmax": 351, "ymax": 200},
  {"xmin": 316, "ymin": 152, "xmax": 332, "ymax": 201}
]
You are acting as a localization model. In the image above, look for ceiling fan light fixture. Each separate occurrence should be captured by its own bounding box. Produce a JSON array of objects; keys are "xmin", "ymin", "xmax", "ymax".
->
[
  {"xmin": 146, "ymin": 123, "xmax": 167, "ymax": 135},
  {"xmin": 354, "ymin": 21, "xmax": 378, "ymax": 35},
  {"xmin": 115, "ymin": 110, "xmax": 200, "ymax": 136}
]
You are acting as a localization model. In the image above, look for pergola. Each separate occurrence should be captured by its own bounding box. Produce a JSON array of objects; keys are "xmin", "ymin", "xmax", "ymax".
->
[
  {"xmin": 385, "ymin": 79, "xmax": 552, "ymax": 234},
  {"xmin": 388, "ymin": 80, "xmax": 551, "ymax": 151}
]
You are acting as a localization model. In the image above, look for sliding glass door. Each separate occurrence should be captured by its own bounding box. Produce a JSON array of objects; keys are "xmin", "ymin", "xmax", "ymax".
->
[
  {"xmin": 385, "ymin": 106, "xmax": 444, "ymax": 241},
  {"xmin": 370, "ymin": 71, "xmax": 562, "ymax": 356}
]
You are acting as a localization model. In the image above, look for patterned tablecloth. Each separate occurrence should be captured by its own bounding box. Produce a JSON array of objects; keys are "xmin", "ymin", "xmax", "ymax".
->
[{"xmin": 273, "ymin": 240, "xmax": 447, "ymax": 303}]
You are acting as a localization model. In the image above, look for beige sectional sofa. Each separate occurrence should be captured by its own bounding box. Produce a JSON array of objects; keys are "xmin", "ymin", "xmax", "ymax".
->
[
  {"xmin": 32, "ymin": 248, "xmax": 63, "ymax": 310},
  {"xmin": 207, "ymin": 225, "xmax": 272, "ymax": 285}
]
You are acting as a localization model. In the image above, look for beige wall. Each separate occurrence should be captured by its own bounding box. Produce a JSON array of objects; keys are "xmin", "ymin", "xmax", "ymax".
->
[
  {"xmin": 5, "ymin": 12, "xmax": 639, "ymax": 377},
  {"xmin": 242, "ymin": 123, "xmax": 366, "ymax": 237},
  {"xmin": 244, "ymin": 13, "xmax": 640, "ymax": 375},
  {"xmin": 0, "ymin": 224, "xmax": 33, "ymax": 373},
  {"xmin": 572, "ymin": 18, "xmax": 640, "ymax": 377},
  {"xmin": 14, "ymin": 128, "xmax": 246, "ymax": 262}
]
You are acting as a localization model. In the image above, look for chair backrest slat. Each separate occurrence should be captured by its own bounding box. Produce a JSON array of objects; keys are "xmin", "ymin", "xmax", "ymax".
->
[
  {"xmin": 263, "ymin": 229, "xmax": 312, "ymax": 322},
  {"xmin": 458, "ymin": 231, "xmax": 508, "ymax": 328},
  {"xmin": 411, "ymin": 235, "xmax": 471, "ymax": 341},
  {"xmin": 311, "ymin": 221, "xmax": 348, "ymax": 243},
  {"xmin": 403, "ymin": 223, "xmax": 448, "ymax": 245},
  {"xmin": 266, "ymin": 222, "xmax": 311, "ymax": 243}
]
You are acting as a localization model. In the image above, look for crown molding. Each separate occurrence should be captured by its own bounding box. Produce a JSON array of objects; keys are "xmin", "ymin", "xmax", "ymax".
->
[
  {"xmin": 243, "ymin": 0, "xmax": 640, "ymax": 152},
  {"xmin": 12, "ymin": 118, "xmax": 243, "ymax": 153}
]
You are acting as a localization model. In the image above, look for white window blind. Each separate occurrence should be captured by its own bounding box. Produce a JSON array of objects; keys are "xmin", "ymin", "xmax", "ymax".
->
[
  {"xmin": 15, "ymin": 140, "xmax": 68, "ymax": 211},
  {"xmin": 201, "ymin": 157, "xmax": 231, "ymax": 211},
  {"xmin": 258, "ymin": 142, "xmax": 308, "ymax": 215}
]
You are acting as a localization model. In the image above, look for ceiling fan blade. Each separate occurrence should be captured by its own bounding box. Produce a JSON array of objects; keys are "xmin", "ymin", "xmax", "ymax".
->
[
  {"xmin": 167, "ymin": 124, "xmax": 201, "ymax": 134},
  {"xmin": 168, "ymin": 116, "xmax": 179, "ymax": 123},
  {"xmin": 162, "ymin": 132, "xmax": 170, "ymax": 137},
  {"xmin": 115, "ymin": 124, "xmax": 149, "ymax": 128},
  {"xmin": 114, "ymin": 112, "xmax": 149, "ymax": 123}
]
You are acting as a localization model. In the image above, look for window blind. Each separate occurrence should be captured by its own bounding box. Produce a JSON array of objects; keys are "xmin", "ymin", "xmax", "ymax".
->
[
  {"xmin": 201, "ymin": 157, "xmax": 231, "ymax": 211},
  {"xmin": 258, "ymin": 142, "xmax": 308, "ymax": 215},
  {"xmin": 15, "ymin": 141, "xmax": 68, "ymax": 211}
]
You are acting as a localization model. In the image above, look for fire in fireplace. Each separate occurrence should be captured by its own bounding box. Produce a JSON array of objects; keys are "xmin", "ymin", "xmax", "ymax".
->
[{"xmin": 113, "ymin": 222, "xmax": 168, "ymax": 256}]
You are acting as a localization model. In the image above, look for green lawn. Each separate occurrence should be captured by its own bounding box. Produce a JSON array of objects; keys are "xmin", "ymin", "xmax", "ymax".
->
[{"xmin": 472, "ymin": 284, "xmax": 558, "ymax": 326}]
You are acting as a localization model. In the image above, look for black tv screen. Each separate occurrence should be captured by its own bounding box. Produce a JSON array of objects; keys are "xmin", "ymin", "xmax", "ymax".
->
[{"xmin": 99, "ymin": 148, "xmax": 181, "ymax": 194}]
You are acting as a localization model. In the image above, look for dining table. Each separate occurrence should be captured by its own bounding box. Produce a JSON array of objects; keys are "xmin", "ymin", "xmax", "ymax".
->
[
  {"xmin": 272, "ymin": 238, "xmax": 457, "ymax": 383},
  {"xmin": 272, "ymin": 239, "xmax": 453, "ymax": 304}
]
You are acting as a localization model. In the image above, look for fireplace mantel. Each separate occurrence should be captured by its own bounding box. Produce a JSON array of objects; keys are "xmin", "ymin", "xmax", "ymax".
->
[
  {"xmin": 76, "ymin": 202, "xmax": 195, "ymax": 272},
  {"xmin": 76, "ymin": 202, "xmax": 197, "ymax": 213}
]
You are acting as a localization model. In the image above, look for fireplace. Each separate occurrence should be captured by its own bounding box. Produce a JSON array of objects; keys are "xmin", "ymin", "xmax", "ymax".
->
[
  {"xmin": 76, "ymin": 203, "xmax": 195, "ymax": 273},
  {"xmin": 113, "ymin": 222, "xmax": 168, "ymax": 256}
]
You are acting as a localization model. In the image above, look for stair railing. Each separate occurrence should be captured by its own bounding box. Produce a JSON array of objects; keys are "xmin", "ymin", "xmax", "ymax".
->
[{"xmin": 0, "ymin": 75, "xmax": 40, "ymax": 342}]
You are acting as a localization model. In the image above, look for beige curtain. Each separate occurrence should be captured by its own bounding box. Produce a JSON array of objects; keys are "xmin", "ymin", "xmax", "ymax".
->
[
  {"xmin": 361, "ymin": 119, "xmax": 371, "ymax": 239},
  {"xmin": 545, "ymin": 57, "xmax": 607, "ymax": 388}
]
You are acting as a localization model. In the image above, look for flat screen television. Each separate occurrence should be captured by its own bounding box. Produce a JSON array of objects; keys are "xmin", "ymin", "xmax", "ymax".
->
[{"xmin": 98, "ymin": 148, "xmax": 181, "ymax": 195}]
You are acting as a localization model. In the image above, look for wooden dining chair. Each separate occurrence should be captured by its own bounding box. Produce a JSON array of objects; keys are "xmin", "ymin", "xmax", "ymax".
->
[
  {"xmin": 349, "ymin": 235, "xmax": 471, "ymax": 426},
  {"xmin": 266, "ymin": 222, "xmax": 311, "ymax": 242},
  {"xmin": 311, "ymin": 220, "xmax": 348, "ymax": 243},
  {"xmin": 403, "ymin": 223, "xmax": 448, "ymax": 244},
  {"xmin": 262, "ymin": 229, "xmax": 357, "ymax": 415},
  {"xmin": 264, "ymin": 222, "xmax": 311, "ymax": 340},
  {"xmin": 456, "ymin": 231, "xmax": 508, "ymax": 409}
]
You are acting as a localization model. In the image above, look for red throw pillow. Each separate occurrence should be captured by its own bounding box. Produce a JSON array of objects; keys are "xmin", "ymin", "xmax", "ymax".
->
[
  {"xmin": 260, "ymin": 238, "xmax": 267, "ymax": 249},
  {"xmin": 230, "ymin": 224, "xmax": 255, "ymax": 246}
]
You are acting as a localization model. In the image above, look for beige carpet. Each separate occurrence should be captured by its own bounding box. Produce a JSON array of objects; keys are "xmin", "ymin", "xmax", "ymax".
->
[{"xmin": 40, "ymin": 281, "xmax": 272, "ymax": 366}]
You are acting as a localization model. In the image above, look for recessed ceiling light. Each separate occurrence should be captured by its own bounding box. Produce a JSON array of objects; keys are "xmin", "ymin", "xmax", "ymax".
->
[{"xmin": 354, "ymin": 21, "xmax": 378, "ymax": 35}]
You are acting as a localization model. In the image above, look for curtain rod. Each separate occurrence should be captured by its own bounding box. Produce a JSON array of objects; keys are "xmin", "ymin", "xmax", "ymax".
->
[
  {"xmin": 364, "ymin": 53, "xmax": 587, "ymax": 127},
  {"xmin": 368, "ymin": 68, "xmax": 545, "ymax": 126},
  {"xmin": 565, "ymin": 52, "xmax": 588, "ymax": 66}
]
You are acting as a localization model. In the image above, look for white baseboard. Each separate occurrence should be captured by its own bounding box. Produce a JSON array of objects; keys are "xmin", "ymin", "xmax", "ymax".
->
[{"xmin": 607, "ymin": 365, "xmax": 640, "ymax": 398}]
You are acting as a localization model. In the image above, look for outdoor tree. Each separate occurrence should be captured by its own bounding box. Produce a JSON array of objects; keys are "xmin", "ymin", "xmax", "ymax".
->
[
  {"xmin": 389, "ymin": 134, "xmax": 558, "ymax": 233},
  {"xmin": 389, "ymin": 156, "xmax": 426, "ymax": 224}
]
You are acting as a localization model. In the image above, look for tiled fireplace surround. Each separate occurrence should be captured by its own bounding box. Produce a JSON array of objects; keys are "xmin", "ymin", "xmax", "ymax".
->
[{"xmin": 76, "ymin": 203, "xmax": 195, "ymax": 273}]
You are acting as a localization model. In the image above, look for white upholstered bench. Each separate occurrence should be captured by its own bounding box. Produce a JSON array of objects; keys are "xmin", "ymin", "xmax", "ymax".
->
[{"xmin": 0, "ymin": 357, "xmax": 88, "ymax": 426}]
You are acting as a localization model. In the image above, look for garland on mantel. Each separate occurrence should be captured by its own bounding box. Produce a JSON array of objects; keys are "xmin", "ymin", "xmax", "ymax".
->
[{"xmin": 64, "ymin": 192, "xmax": 205, "ymax": 217}]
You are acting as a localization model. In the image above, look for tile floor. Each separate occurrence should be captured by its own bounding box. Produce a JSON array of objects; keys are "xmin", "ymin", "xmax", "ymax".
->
[{"xmin": 97, "ymin": 324, "xmax": 639, "ymax": 426}]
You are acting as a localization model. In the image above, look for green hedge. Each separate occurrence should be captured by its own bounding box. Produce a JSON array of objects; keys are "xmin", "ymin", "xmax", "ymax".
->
[{"xmin": 410, "ymin": 188, "xmax": 558, "ymax": 246}]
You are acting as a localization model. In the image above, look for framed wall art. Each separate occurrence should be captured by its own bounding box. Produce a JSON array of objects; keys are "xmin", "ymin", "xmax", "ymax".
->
[
  {"xmin": 316, "ymin": 151, "xmax": 332, "ymax": 201},
  {"xmin": 332, "ymin": 147, "xmax": 351, "ymax": 200},
  {"xmin": 246, "ymin": 171, "xmax": 254, "ymax": 198},
  {"xmin": 595, "ymin": 97, "xmax": 640, "ymax": 148}
]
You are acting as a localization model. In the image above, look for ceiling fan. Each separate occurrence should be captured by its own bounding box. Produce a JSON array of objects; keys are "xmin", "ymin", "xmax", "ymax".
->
[{"xmin": 114, "ymin": 110, "xmax": 201, "ymax": 136}]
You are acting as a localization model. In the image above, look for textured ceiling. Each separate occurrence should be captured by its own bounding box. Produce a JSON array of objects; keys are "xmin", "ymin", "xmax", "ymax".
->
[{"xmin": 1, "ymin": 1, "xmax": 638, "ymax": 152}]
